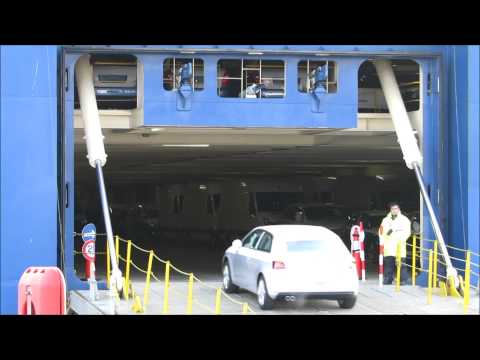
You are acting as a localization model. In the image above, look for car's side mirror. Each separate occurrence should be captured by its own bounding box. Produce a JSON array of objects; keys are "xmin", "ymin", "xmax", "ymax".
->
[{"xmin": 232, "ymin": 239, "xmax": 242, "ymax": 248}]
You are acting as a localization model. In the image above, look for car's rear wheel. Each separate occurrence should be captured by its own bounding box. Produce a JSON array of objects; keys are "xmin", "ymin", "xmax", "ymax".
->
[
  {"xmin": 337, "ymin": 295, "xmax": 357, "ymax": 309},
  {"xmin": 222, "ymin": 262, "xmax": 238, "ymax": 293},
  {"xmin": 257, "ymin": 276, "xmax": 274, "ymax": 310}
]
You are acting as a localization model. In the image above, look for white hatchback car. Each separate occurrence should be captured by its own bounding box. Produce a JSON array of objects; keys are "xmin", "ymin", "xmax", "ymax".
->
[{"xmin": 222, "ymin": 225, "xmax": 359, "ymax": 310}]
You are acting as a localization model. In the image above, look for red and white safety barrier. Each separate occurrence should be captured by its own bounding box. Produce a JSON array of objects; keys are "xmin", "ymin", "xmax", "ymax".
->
[
  {"xmin": 378, "ymin": 225, "xmax": 384, "ymax": 287},
  {"xmin": 359, "ymin": 222, "xmax": 366, "ymax": 282},
  {"xmin": 350, "ymin": 225, "xmax": 362, "ymax": 280}
]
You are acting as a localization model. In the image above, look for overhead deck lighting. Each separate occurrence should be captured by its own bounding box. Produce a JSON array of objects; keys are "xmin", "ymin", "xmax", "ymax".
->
[
  {"xmin": 180, "ymin": 50, "xmax": 196, "ymax": 54},
  {"xmin": 327, "ymin": 176, "xmax": 337, "ymax": 180},
  {"xmin": 248, "ymin": 51, "xmax": 264, "ymax": 55},
  {"xmin": 376, "ymin": 175, "xmax": 385, "ymax": 181},
  {"xmin": 161, "ymin": 144, "xmax": 210, "ymax": 147}
]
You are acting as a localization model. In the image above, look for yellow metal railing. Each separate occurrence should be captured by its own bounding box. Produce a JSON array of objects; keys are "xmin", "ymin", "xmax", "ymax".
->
[
  {"xmin": 401, "ymin": 235, "xmax": 479, "ymax": 312},
  {"xmin": 111, "ymin": 236, "xmax": 255, "ymax": 315},
  {"xmin": 74, "ymin": 232, "xmax": 478, "ymax": 314}
]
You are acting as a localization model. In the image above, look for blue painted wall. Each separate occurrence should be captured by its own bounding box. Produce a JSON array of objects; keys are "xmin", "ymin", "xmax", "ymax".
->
[
  {"xmin": 0, "ymin": 46, "xmax": 58, "ymax": 314},
  {"xmin": 139, "ymin": 54, "xmax": 361, "ymax": 128},
  {"xmin": 1, "ymin": 45, "xmax": 479, "ymax": 313},
  {"xmin": 442, "ymin": 46, "xmax": 479, "ymax": 287},
  {"xmin": 447, "ymin": 46, "xmax": 469, "ymax": 251},
  {"xmin": 466, "ymin": 46, "xmax": 480, "ymax": 287}
]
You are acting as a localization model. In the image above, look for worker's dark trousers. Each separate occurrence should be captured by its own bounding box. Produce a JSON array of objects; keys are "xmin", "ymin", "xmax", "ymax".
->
[{"xmin": 384, "ymin": 256, "xmax": 408, "ymax": 284}]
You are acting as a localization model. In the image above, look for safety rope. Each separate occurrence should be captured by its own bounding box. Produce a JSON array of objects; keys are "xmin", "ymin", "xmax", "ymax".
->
[
  {"xmin": 192, "ymin": 275, "xmax": 219, "ymax": 291},
  {"xmin": 221, "ymin": 291, "xmax": 251, "ymax": 307},
  {"xmin": 448, "ymin": 255, "xmax": 467, "ymax": 263},
  {"xmin": 169, "ymin": 263, "xmax": 193, "ymax": 277},
  {"xmin": 73, "ymin": 233, "xmax": 256, "ymax": 314},
  {"xmin": 151, "ymin": 272, "xmax": 161, "ymax": 282},
  {"xmin": 130, "ymin": 241, "xmax": 151, "ymax": 254},
  {"xmin": 435, "ymin": 273, "xmax": 448, "ymax": 280},
  {"xmin": 129, "ymin": 260, "xmax": 149, "ymax": 275},
  {"xmin": 193, "ymin": 299, "xmax": 216, "ymax": 314},
  {"xmin": 152, "ymin": 253, "xmax": 168, "ymax": 265},
  {"xmin": 445, "ymin": 244, "xmax": 480, "ymax": 255}
]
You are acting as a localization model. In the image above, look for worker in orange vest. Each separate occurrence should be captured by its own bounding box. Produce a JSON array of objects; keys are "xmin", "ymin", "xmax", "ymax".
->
[{"xmin": 378, "ymin": 202, "xmax": 411, "ymax": 285}]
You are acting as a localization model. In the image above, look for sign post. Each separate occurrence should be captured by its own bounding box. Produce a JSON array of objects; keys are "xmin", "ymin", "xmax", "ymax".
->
[{"xmin": 81, "ymin": 223, "xmax": 98, "ymax": 301}]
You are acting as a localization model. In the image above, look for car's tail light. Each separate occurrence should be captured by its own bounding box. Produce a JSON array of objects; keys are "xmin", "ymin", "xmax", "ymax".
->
[{"xmin": 272, "ymin": 261, "xmax": 286, "ymax": 269}]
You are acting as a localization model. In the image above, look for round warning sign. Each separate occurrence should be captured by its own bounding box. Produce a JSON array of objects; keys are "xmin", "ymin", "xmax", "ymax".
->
[
  {"xmin": 82, "ymin": 239, "xmax": 95, "ymax": 261},
  {"xmin": 81, "ymin": 223, "xmax": 96, "ymax": 243}
]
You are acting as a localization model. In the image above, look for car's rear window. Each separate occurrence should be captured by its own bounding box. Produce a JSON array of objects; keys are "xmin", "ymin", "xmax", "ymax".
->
[{"xmin": 286, "ymin": 239, "xmax": 346, "ymax": 254}]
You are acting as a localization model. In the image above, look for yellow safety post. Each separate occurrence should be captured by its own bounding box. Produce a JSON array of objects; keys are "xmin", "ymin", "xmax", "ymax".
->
[
  {"xmin": 132, "ymin": 295, "xmax": 144, "ymax": 313},
  {"xmin": 163, "ymin": 261, "xmax": 171, "ymax": 314},
  {"xmin": 419, "ymin": 240, "xmax": 423, "ymax": 270},
  {"xmin": 215, "ymin": 288, "xmax": 222, "ymax": 315},
  {"xmin": 427, "ymin": 249, "xmax": 433, "ymax": 304},
  {"xmin": 439, "ymin": 281, "xmax": 448, "ymax": 296},
  {"xmin": 448, "ymin": 275, "xmax": 461, "ymax": 298},
  {"xmin": 459, "ymin": 275, "xmax": 465, "ymax": 294},
  {"xmin": 395, "ymin": 242, "xmax": 401, "ymax": 292},
  {"xmin": 186, "ymin": 273, "xmax": 194, "ymax": 314},
  {"xmin": 123, "ymin": 240, "xmax": 132, "ymax": 300},
  {"xmin": 143, "ymin": 250, "xmax": 154, "ymax": 308},
  {"xmin": 463, "ymin": 251, "xmax": 471, "ymax": 312},
  {"xmin": 106, "ymin": 238, "xmax": 111, "ymax": 289},
  {"xmin": 242, "ymin": 303, "xmax": 249, "ymax": 315},
  {"xmin": 130, "ymin": 283, "xmax": 143, "ymax": 313},
  {"xmin": 412, "ymin": 235, "xmax": 416, "ymax": 286},
  {"xmin": 433, "ymin": 240, "xmax": 438, "ymax": 288}
]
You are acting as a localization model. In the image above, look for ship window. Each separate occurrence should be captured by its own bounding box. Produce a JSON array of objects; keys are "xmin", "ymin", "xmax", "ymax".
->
[
  {"xmin": 298, "ymin": 60, "xmax": 337, "ymax": 93},
  {"xmin": 217, "ymin": 59, "xmax": 285, "ymax": 98},
  {"xmin": 74, "ymin": 53, "xmax": 138, "ymax": 110},
  {"xmin": 163, "ymin": 58, "xmax": 204, "ymax": 91},
  {"xmin": 358, "ymin": 60, "xmax": 420, "ymax": 113}
]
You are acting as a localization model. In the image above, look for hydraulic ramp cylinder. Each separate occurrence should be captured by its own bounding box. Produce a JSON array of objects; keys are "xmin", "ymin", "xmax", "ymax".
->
[
  {"xmin": 75, "ymin": 55, "xmax": 123, "ymax": 293},
  {"xmin": 373, "ymin": 59, "xmax": 458, "ymax": 286}
]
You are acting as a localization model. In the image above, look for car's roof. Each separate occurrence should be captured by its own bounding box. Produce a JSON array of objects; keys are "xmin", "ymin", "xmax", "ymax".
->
[{"xmin": 254, "ymin": 225, "xmax": 339, "ymax": 240}]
